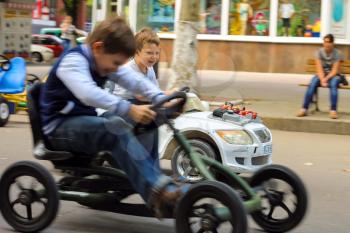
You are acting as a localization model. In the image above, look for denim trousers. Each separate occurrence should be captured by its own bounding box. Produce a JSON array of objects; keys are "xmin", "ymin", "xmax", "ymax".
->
[
  {"xmin": 47, "ymin": 113, "xmax": 169, "ymax": 203},
  {"xmin": 302, "ymin": 75, "xmax": 341, "ymax": 111}
]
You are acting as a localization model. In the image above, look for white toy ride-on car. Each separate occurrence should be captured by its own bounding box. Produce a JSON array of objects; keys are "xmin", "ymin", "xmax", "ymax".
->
[{"xmin": 158, "ymin": 92, "xmax": 272, "ymax": 182}]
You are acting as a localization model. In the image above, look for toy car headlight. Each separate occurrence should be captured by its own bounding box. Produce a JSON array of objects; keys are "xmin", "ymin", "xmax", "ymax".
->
[{"xmin": 216, "ymin": 130, "xmax": 253, "ymax": 145}]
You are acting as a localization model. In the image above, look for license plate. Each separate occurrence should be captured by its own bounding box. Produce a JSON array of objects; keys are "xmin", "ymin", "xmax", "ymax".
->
[{"xmin": 263, "ymin": 144, "xmax": 272, "ymax": 154}]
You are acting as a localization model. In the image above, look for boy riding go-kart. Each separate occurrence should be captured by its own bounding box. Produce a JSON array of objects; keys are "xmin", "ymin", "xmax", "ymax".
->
[{"xmin": 0, "ymin": 17, "xmax": 308, "ymax": 233}]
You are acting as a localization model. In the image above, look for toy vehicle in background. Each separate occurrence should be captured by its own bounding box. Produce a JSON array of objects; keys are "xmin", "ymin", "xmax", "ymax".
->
[
  {"xmin": 0, "ymin": 55, "xmax": 28, "ymax": 126},
  {"xmin": 159, "ymin": 92, "xmax": 272, "ymax": 182},
  {"xmin": 30, "ymin": 44, "xmax": 54, "ymax": 63},
  {"xmin": 32, "ymin": 34, "xmax": 64, "ymax": 57}
]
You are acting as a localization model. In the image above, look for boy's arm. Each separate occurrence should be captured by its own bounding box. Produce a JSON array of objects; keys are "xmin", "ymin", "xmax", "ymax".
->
[
  {"xmin": 109, "ymin": 65, "xmax": 165, "ymax": 103},
  {"xmin": 56, "ymin": 53, "xmax": 131, "ymax": 118}
]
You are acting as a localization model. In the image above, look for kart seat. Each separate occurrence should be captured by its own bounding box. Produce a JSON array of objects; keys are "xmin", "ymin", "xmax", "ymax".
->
[
  {"xmin": 27, "ymin": 83, "xmax": 73, "ymax": 161},
  {"xmin": 0, "ymin": 57, "xmax": 26, "ymax": 94}
]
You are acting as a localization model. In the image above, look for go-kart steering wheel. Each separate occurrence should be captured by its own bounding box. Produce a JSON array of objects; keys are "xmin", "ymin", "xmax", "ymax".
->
[
  {"xmin": 151, "ymin": 91, "xmax": 187, "ymax": 116},
  {"xmin": 0, "ymin": 55, "xmax": 11, "ymax": 71},
  {"xmin": 134, "ymin": 91, "xmax": 187, "ymax": 134},
  {"xmin": 178, "ymin": 86, "xmax": 190, "ymax": 93}
]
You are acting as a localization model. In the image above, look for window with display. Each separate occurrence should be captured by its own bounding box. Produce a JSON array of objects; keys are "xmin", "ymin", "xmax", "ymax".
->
[
  {"xmin": 277, "ymin": 0, "xmax": 321, "ymax": 37},
  {"xmin": 136, "ymin": 0, "xmax": 175, "ymax": 33},
  {"xmin": 199, "ymin": 0, "xmax": 222, "ymax": 34},
  {"xmin": 229, "ymin": 0, "xmax": 270, "ymax": 36}
]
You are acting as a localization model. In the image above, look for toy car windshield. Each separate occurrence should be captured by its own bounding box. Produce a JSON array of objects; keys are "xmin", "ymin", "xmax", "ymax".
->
[{"xmin": 183, "ymin": 93, "xmax": 206, "ymax": 112}]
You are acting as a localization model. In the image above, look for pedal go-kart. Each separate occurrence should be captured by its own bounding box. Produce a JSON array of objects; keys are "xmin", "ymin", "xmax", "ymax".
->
[
  {"xmin": 0, "ymin": 55, "xmax": 40, "ymax": 126},
  {"xmin": 0, "ymin": 83, "xmax": 308, "ymax": 233}
]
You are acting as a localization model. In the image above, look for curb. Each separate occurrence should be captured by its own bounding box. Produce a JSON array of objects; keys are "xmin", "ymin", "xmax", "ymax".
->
[{"xmin": 261, "ymin": 116, "xmax": 350, "ymax": 135}]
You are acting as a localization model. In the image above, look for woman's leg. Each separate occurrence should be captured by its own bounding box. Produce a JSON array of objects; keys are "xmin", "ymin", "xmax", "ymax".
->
[
  {"xmin": 302, "ymin": 75, "xmax": 320, "ymax": 110},
  {"xmin": 329, "ymin": 76, "xmax": 341, "ymax": 111}
]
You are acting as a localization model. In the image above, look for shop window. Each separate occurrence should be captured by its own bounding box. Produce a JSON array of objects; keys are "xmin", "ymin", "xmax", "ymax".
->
[
  {"xmin": 229, "ymin": 0, "xmax": 270, "ymax": 36},
  {"xmin": 199, "ymin": 0, "xmax": 222, "ymax": 34},
  {"xmin": 277, "ymin": 0, "xmax": 321, "ymax": 37},
  {"xmin": 330, "ymin": 0, "xmax": 348, "ymax": 39},
  {"xmin": 136, "ymin": 0, "xmax": 175, "ymax": 33}
]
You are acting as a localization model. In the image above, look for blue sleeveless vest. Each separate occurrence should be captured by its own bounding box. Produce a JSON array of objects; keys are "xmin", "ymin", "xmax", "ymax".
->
[{"xmin": 40, "ymin": 46, "xmax": 107, "ymax": 134}]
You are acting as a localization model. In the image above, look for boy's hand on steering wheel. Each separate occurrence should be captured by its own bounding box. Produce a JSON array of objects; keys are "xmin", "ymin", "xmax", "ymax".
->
[
  {"xmin": 162, "ymin": 99, "xmax": 185, "ymax": 118},
  {"xmin": 128, "ymin": 104, "xmax": 156, "ymax": 124}
]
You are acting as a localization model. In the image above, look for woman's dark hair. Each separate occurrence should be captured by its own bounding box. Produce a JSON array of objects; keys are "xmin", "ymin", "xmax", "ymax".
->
[
  {"xmin": 324, "ymin": 34, "xmax": 334, "ymax": 43},
  {"xmin": 86, "ymin": 17, "xmax": 135, "ymax": 57}
]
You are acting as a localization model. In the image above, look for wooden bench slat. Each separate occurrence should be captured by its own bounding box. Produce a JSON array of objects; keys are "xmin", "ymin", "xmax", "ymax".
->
[
  {"xmin": 306, "ymin": 59, "xmax": 350, "ymax": 73},
  {"xmin": 341, "ymin": 67, "xmax": 350, "ymax": 73},
  {"xmin": 299, "ymin": 83, "xmax": 350, "ymax": 89}
]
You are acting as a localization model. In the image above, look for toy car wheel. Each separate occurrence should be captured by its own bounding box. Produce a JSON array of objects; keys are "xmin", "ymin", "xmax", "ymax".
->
[
  {"xmin": 171, "ymin": 139, "xmax": 217, "ymax": 183},
  {"xmin": 31, "ymin": 52, "xmax": 43, "ymax": 63},
  {"xmin": 0, "ymin": 97, "xmax": 10, "ymax": 127},
  {"xmin": 175, "ymin": 180, "xmax": 247, "ymax": 233},
  {"xmin": 250, "ymin": 164, "xmax": 308, "ymax": 233},
  {"xmin": 0, "ymin": 161, "xmax": 60, "ymax": 233},
  {"xmin": 0, "ymin": 55, "xmax": 11, "ymax": 71}
]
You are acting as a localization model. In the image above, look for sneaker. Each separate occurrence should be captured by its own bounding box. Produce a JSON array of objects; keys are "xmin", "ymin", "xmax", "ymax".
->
[
  {"xmin": 330, "ymin": 111, "xmax": 338, "ymax": 119},
  {"xmin": 296, "ymin": 109, "xmax": 307, "ymax": 117}
]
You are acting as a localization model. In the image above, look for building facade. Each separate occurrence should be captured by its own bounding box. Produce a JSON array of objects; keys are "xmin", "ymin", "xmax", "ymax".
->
[{"xmin": 93, "ymin": 0, "xmax": 350, "ymax": 73}]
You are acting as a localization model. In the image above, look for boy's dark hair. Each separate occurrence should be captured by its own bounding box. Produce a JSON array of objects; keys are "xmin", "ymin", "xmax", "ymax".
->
[
  {"xmin": 135, "ymin": 27, "xmax": 160, "ymax": 52},
  {"xmin": 324, "ymin": 34, "xmax": 334, "ymax": 43},
  {"xmin": 86, "ymin": 17, "xmax": 135, "ymax": 56}
]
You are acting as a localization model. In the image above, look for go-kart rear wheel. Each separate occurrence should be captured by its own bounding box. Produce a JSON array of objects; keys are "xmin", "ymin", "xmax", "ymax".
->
[
  {"xmin": 250, "ymin": 164, "xmax": 308, "ymax": 233},
  {"xmin": 0, "ymin": 97, "xmax": 10, "ymax": 127},
  {"xmin": 175, "ymin": 180, "xmax": 247, "ymax": 233},
  {"xmin": 0, "ymin": 161, "xmax": 59, "ymax": 233}
]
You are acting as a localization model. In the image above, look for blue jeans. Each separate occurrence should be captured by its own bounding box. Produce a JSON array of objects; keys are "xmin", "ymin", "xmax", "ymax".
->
[
  {"xmin": 302, "ymin": 75, "xmax": 341, "ymax": 111},
  {"xmin": 47, "ymin": 113, "xmax": 169, "ymax": 203}
]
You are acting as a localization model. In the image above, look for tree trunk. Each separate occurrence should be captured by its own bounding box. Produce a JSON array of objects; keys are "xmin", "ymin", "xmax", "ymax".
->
[{"xmin": 167, "ymin": 0, "xmax": 200, "ymax": 92}]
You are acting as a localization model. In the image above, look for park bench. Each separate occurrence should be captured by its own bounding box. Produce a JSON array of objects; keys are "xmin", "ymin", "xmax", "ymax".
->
[{"xmin": 299, "ymin": 59, "xmax": 350, "ymax": 111}]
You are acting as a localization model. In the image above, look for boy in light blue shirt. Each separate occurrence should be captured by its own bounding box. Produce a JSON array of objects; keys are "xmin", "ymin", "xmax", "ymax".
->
[{"xmin": 40, "ymin": 18, "xmax": 188, "ymax": 215}]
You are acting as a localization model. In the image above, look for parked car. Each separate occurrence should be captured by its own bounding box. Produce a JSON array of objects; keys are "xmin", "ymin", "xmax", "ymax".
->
[
  {"xmin": 32, "ymin": 34, "xmax": 64, "ymax": 57},
  {"xmin": 158, "ymin": 93, "xmax": 273, "ymax": 182},
  {"xmin": 30, "ymin": 44, "xmax": 54, "ymax": 63}
]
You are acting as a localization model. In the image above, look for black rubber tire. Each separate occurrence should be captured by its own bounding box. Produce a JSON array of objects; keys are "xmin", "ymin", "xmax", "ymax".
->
[
  {"xmin": 0, "ymin": 161, "xmax": 60, "ymax": 233},
  {"xmin": 31, "ymin": 52, "xmax": 43, "ymax": 63},
  {"xmin": 250, "ymin": 164, "xmax": 308, "ymax": 233},
  {"xmin": 0, "ymin": 54, "xmax": 11, "ymax": 71},
  {"xmin": 176, "ymin": 180, "xmax": 248, "ymax": 233},
  {"xmin": 171, "ymin": 139, "xmax": 217, "ymax": 182},
  {"xmin": 0, "ymin": 97, "xmax": 10, "ymax": 127}
]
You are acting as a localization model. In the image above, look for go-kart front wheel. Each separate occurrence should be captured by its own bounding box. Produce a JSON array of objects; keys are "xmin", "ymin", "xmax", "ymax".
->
[
  {"xmin": 175, "ymin": 180, "xmax": 248, "ymax": 233},
  {"xmin": 250, "ymin": 164, "xmax": 308, "ymax": 233},
  {"xmin": 0, "ymin": 161, "xmax": 59, "ymax": 233}
]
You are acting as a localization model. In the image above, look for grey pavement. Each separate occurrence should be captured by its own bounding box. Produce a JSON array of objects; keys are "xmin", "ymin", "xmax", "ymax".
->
[{"xmin": 22, "ymin": 64, "xmax": 350, "ymax": 135}]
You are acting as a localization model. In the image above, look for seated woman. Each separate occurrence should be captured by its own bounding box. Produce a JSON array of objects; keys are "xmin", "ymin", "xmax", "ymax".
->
[{"xmin": 297, "ymin": 34, "xmax": 343, "ymax": 119}]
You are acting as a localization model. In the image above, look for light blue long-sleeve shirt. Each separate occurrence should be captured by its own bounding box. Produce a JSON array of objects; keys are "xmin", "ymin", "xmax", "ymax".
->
[{"xmin": 56, "ymin": 44, "xmax": 164, "ymax": 118}]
